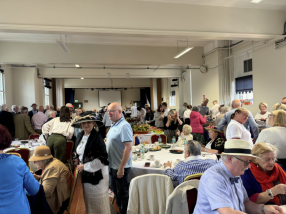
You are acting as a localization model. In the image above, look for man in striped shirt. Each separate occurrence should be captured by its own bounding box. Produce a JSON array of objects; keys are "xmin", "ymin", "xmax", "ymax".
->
[{"xmin": 164, "ymin": 140, "xmax": 216, "ymax": 184}]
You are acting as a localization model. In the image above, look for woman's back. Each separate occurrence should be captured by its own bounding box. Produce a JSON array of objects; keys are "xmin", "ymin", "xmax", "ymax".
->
[
  {"xmin": 0, "ymin": 154, "xmax": 39, "ymax": 214},
  {"xmin": 190, "ymin": 111, "xmax": 206, "ymax": 134}
]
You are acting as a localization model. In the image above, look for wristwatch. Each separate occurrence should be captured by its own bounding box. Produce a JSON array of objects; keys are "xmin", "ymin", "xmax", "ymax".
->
[
  {"xmin": 261, "ymin": 205, "xmax": 266, "ymax": 214},
  {"xmin": 266, "ymin": 189, "xmax": 274, "ymax": 199}
]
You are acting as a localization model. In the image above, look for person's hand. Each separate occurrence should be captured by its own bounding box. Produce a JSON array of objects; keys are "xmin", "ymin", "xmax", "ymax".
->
[
  {"xmin": 271, "ymin": 184, "xmax": 286, "ymax": 196},
  {"xmin": 177, "ymin": 130, "xmax": 180, "ymax": 136},
  {"xmin": 117, "ymin": 167, "xmax": 124, "ymax": 179},
  {"xmin": 32, "ymin": 132, "xmax": 38, "ymax": 136},
  {"xmin": 31, "ymin": 171, "xmax": 41, "ymax": 181},
  {"xmin": 264, "ymin": 205, "xmax": 283, "ymax": 214},
  {"xmin": 203, "ymin": 115, "xmax": 208, "ymax": 118},
  {"xmin": 252, "ymin": 138, "xmax": 257, "ymax": 143},
  {"xmin": 134, "ymin": 134, "xmax": 139, "ymax": 138},
  {"xmin": 261, "ymin": 118, "xmax": 267, "ymax": 122},
  {"xmin": 167, "ymin": 115, "xmax": 172, "ymax": 121},
  {"xmin": 164, "ymin": 161, "xmax": 171, "ymax": 168},
  {"xmin": 74, "ymin": 158, "xmax": 79, "ymax": 166},
  {"xmin": 160, "ymin": 114, "xmax": 164, "ymax": 119},
  {"xmin": 77, "ymin": 164, "xmax": 84, "ymax": 173}
]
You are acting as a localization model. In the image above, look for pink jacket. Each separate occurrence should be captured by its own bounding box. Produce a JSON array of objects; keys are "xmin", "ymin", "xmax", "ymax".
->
[{"xmin": 190, "ymin": 111, "xmax": 207, "ymax": 134}]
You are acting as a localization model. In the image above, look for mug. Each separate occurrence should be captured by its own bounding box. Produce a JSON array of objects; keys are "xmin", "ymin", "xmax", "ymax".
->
[
  {"xmin": 40, "ymin": 143, "xmax": 45, "ymax": 146},
  {"xmin": 154, "ymin": 160, "xmax": 160, "ymax": 168},
  {"xmin": 149, "ymin": 155, "xmax": 155, "ymax": 161},
  {"xmin": 155, "ymin": 141, "xmax": 159, "ymax": 146}
]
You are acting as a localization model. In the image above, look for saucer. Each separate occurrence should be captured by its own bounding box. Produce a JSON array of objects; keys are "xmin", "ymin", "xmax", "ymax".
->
[{"xmin": 151, "ymin": 164, "xmax": 162, "ymax": 168}]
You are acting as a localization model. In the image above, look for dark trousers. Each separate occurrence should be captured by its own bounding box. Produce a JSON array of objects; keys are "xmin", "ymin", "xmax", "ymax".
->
[
  {"xmin": 109, "ymin": 167, "xmax": 131, "ymax": 214},
  {"xmin": 47, "ymin": 134, "xmax": 66, "ymax": 162}
]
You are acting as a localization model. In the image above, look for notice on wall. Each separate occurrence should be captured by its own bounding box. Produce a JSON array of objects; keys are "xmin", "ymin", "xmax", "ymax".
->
[{"xmin": 84, "ymin": 100, "xmax": 88, "ymax": 103}]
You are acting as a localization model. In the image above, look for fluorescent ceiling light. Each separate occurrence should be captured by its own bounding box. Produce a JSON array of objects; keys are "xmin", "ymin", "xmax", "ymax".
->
[
  {"xmin": 75, "ymin": 64, "xmax": 80, "ymax": 68},
  {"xmin": 81, "ymin": 77, "xmax": 84, "ymax": 79},
  {"xmin": 56, "ymin": 39, "xmax": 70, "ymax": 53},
  {"xmin": 250, "ymin": 0, "xmax": 262, "ymax": 3},
  {"xmin": 174, "ymin": 47, "xmax": 193, "ymax": 58}
]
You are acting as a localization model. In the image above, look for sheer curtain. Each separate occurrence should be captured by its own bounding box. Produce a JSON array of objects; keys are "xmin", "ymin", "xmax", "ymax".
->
[{"xmin": 56, "ymin": 78, "xmax": 63, "ymax": 107}]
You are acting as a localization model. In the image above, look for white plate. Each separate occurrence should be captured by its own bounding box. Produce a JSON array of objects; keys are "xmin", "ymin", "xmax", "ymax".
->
[{"xmin": 151, "ymin": 164, "xmax": 163, "ymax": 168}]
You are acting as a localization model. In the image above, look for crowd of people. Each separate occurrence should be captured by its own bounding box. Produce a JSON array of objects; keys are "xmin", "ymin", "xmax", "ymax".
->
[{"xmin": 1, "ymin": 96, "xmax": 286, "ymax": 214}]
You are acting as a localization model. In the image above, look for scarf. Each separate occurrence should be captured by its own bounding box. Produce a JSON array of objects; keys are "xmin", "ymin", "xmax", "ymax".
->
[{"xmin": 250, "ymin": 162, "xmax": 286, "ymax": 205}]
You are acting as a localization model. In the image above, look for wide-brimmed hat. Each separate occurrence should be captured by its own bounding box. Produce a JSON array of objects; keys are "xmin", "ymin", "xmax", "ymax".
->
[
  {"xmin": 204, "ymin": 125, "xmax": 223, "ymax": 133},
  {"xmin": 224, "ymin": 139, "xmax": 258, "ymax": 157},
  {"xmin": 31, "ymin": 103, "xmax": 37, "ymax": 107},
  {"xmin": 29, "ymin": 146, "xmax": 53, "ymax": 161},
  {"xmin": 72, "ymin": 114, "xmax": 96, "ymax": 125}
]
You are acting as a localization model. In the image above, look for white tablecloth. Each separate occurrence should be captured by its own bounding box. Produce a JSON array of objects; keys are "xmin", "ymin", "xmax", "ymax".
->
[
  {"xmin": 129, "ymin": 145, "xmax": 218, "ymax": 183},
  {"xmin": 138, "ymin": 132, "xmax": 164, "ymax": 143},
  {"xmin": 4, "ymin": 140, "xmax": 45, "ymax": 171}
]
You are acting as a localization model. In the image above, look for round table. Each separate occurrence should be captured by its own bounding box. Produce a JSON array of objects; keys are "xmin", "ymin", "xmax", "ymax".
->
[{"xmin": 129, "ymin": 145, "xmax": 218, "ymax": 184}]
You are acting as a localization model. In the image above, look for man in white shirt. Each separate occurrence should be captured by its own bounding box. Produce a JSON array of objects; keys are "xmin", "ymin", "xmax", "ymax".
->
[
  {"xmin": 131, "ymin": 104, "xmax": 137, "ymax": 118},
  {"xmin": 137, "ymin": 106, "xmax": 146, "ymax": 122},
  {"xmin": 162, "ymin": 102, "xmax": 170, "ymax": 117},
  {"xmin": 179, "ymin": 102, "xmax": 188, "ymax": 121},
  {"xmin": 211, "ymin": 100, "xmax": 220, "ymax": 118}
]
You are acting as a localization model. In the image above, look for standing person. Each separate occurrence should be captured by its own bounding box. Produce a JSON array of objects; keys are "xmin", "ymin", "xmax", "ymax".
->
[
  {"xmin": 193, "ymin": 139, "xmax": 283, "ymax": 214},
  {"xmin": 103, "ymin": 103, "xmax": 125, "ymax": 129},
  {"xmin": 145, "ymin": 107, "xmax": 155, "ymax": 126},
  {"xmin": 137, "ymin": 106, "xmax": 146, "ymax": 123},
  {"xmin": 14, "ymin": 107, "xmax": 37, "ymax": 140},
  {"xmin": 72, "ymin": 114, "xmax": 115, "ymax": 214},
  {"xmin": 198, "ymin": 99, "xmax": 209, "ymax": 116},
  {"xmin": 73, "ymin": 107, "xmax": 85, "ymax": 137},
  {"xmin": 162, "ymin": 102, "xmax": 170, "ymax": 117},
  {"xmin": 96, "ymin": 109, "xmax": 105, "ymax": 121},
  {"xmin": 190, "ymin": 106, "xmax": 207, "ymax": 145},
  {"xmin": 130, "ymin": 101, "xmax": 137, "ymax": 118},
  {"xmin": 31, "ymin": 106, "xmax": 48, "ymax": 135},
  {"xmin": 43, "ymin": 110, "xmax": 57, "ymax": 127},
  {"xmin": 154, "ymin": 104, "xmax": 165, "ymax": 129},
  {"xmin": 42, "ymin": 106, "xmax": 74, "ymax": 162},
  {"xmin": 0, "ymin": 125, "xmax": 40, "ymax": 214},
  {"xmin": 106, "ymin": 103, "xmax": 133, "ymax": 214},
  {"xmin": 211, "ymin": 100, "xmax": 220, "ymax": 118},
  {"xmin": 0, "ymin": 104, "xmax": 14, "ymax": 138},
  {"xmin": 28, "ymin": 103, "xmax": 38, "ymax": 120},
  {"xmin": 183, "ymin": 105, "xmax": 192, "ymax": 125},
  {"xmin": 11, "ymin": 105, "xmax": 19, "ymax": 116},
  {"xmin": 66, "ymin": 103, "xmax": 76, "ymax": 120},
  {"xmin": 164, "ymin": 110, "xmax": 183, "ymax": 143},
  {"xmin": 44, "ymin": 105, "xmax": 50, "ymax": 114},
  {"xmin": 179, "ymin": 102, "xmax": 188, "ymax": 122}
]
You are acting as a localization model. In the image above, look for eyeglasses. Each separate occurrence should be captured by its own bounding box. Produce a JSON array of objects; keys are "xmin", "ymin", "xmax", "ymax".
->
[
  {"xmin": 234, "ymin": 156, "xmax": 252, "ymax": 166},
  {"xmin": 241, "ymin": 112, "xmax": 249, "ymax": 118},
  {"xmin": 268, "ymin": 114, "xmax": 276, "ymax": 118}
]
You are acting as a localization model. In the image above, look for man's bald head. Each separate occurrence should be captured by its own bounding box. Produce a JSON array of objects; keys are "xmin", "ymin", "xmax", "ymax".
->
[
  {"xmin": 232, "ymin": 99, "xmax": 241, "ymax": 109},
  {"xmin": 108, "ymin": 102, "xmax": 122, "ymax": 122},
  {"xmin": 109, "ymin": 102, "xmax": 122, "ymax": 111},
  {"xmin": 38, "ymin": 106, "xmax": 44, "ymax": 112}
]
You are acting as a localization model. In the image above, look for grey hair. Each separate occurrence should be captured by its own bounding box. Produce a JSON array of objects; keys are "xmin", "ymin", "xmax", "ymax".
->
[
  {"xmin": 11, "ymin": 105, "xmax": 18, "ymax": 111},
  {"xmin": 221, "ymin": 154, "xmax": 230, "ymax": 162},
  {"xmin": 1, "ymin": 104, "xmax": 7, "ymax": 111},
  {"xmin": 46, "ymin": 110, "xmax": 56, "ymax": 118},
  {"xmin": 221, "ymin": 106, "xmax": 231, "ymax": 114},
  {"xmin": 185, "ymin": 140, "xmax": 201, "ymax": 156},
  {"xmin": 38, "ymin": 158, "xmax": 53, "ymax": 167},
  {"xmin": 49, "ymin": 105, "xmax": 54, "ymax": 108},
  {"xmin": 192, "ymin": 106, "xmax": 200, "ymax": 112}
]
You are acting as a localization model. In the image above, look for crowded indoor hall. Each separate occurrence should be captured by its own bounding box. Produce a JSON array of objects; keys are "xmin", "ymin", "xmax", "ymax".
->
[{"xmin": 0, "ymin": 1, "xmax": 286, "ymax": 214}]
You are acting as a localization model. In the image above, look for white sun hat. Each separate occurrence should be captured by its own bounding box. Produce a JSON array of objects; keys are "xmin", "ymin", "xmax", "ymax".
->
[{"xmin": 223, "ymin": 139, "xmax": 258, "ymax": 158}]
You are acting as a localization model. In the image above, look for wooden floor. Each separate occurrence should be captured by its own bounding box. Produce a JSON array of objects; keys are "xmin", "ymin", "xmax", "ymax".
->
[{"xmin": 64, "ymin": 175, "xmax": 119, "ymax": 214}]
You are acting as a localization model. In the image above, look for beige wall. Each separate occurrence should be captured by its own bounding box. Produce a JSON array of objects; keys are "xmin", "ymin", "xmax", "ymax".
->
[
  {"xmin": 3, "ymin": 67, "xmax": 13, "ymax": 108},
  {"xmin": 122, "ymin": 89, "xmax": 141, "ymax": 109}
]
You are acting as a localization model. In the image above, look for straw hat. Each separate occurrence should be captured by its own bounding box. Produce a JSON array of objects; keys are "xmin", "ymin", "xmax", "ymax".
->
[
  {"xmin": 224, "ymin": 139, "xmax": 258, "ymax": 157},
  {"xmin": 29, "ymin": 146, "xmax": 53, "ymax": 161},
  {"xmin": 72, "ymin": 114, "xmax": 97, "ymax": 125},
  {"xmin": 204, "ymin": 125, "xmax": 223, "ymax": 133}
]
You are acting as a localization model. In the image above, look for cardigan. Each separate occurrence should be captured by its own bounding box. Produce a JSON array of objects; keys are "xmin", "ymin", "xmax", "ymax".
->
[{"xmin": 190, "ymin": 111, "xmax": 206, "ymax": 134}]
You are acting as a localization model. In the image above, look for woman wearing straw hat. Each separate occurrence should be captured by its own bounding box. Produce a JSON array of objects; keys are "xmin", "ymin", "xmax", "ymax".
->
[
  {"xmin": 202, "ymin": 125, "xmax": 225, "ymax": 155},
  {"xmin": 72, "ymin": 113, "xmax": 115, "ymax": 214},
  {"xmin": 29, "ymin": 146, "xmax": 71, "ymax": 214}
]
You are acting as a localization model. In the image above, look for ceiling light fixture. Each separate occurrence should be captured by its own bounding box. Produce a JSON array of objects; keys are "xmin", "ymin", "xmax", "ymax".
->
[
  {"xmin": 75, "ymin": 64, "xmax": 80, "ymax": 68},
  {"xmin": 81, "ymin": 77, "xmax": 84, "ymax": 79},
  {"xmin": 56, "ymin": 35, "xmax": 70, "ymax": 53},
  {"xmin": 250, "ymin": 0, "xmax": 262, "ymax": 3},
  {"xmin": 174, "ymin": 39, "xmax": 193, "ymax": 58}
]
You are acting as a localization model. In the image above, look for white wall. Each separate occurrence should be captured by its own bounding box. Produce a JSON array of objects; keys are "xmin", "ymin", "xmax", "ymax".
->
[
  {"xmin": 74, "ymin": 88, "xmax": 141, "ymax": 111},
  {"xmin": 3, "ymin": 67, "xmax": 13, "ymax": 108}
]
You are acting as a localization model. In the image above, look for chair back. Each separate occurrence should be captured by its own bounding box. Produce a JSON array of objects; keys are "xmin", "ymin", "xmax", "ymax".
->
[
  {"xmin": 5, "ymin": 148, "xmax": 30, "ymax": 168},
  {"xmin": 6, "ymin": 152, "xmax": 22, "ymax": 158},
  {"xmin": 186, "ymin": 188, "xmax": 198, "ymax": 214},
  {"xmin": 66, "ymin": 168, "xmax": 79, "ymax": 214},
  {"xmin": 29, "ymin": 134, "xmax": 40, "ymax": 140},
  {"xmin": 65, "ymin": 141, "xmax": 74, "ymax": 163},
  {"xmin": 184, "ymin": 173, "xmax": 203, "ymax": 182},
  {"xmin": 150, "ymin": 134, "xmax": 167, "ymax": 144},
  {"xmin": 127, "ymin": 174, "xmax": 174, "ymax": 214}
]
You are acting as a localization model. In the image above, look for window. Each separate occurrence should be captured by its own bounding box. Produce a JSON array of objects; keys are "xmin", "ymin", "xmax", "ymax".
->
[
  {"xmin": 0, "ymin": 72, "xmax": 4, "ymax": 105},
  {"xmin": 169, "ymin": 91, "xmax": 176, "ymax": 106},
  {"xmin": 45, "ymin": 87, "xmax": 49, "ymax": 106},
  {"xmin": 235, "ymin": 75, "xmax": 253, "ymax": 105},
  {"xmin": 244, "ymin": 59, "xmax": 252, "ymax": 73}
]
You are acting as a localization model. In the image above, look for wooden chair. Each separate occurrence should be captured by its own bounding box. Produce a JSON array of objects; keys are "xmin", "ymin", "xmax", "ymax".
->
[
  {"xmin": 29, "ymin": 133, "xmax": 40, "ymax": 140},
  {"xmin": 65, "ymin": 140, "xmax": 74, "ymax": 174},
  {"xmin": 6, "ymin": 152, "xmax": 22, "ymax": 158},
  {"xmin": 186, "ymin": 188, "xmax": 198, "ymax": 213},
  {"xmin": 150, "ymin": 134, "xmax": 167, "ymax": 144},
  {"xmin": 66, "ymin": 168, "xmax": 79, "ymax": 214},
  {"xmin": 5, "ymin": 148, "xmax": 30, "ymax": 168},
  {"xmin": 184, "ymin": 173, "xmax": 203, "ymax": 182}
]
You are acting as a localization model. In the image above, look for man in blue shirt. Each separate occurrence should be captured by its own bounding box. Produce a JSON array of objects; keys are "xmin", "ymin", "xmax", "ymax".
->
[
  {"xmin": 103, "ymin": 103, "xmax": 125, "ymax": 128},
  {"xmin": 106, "ymin": 102, "xmax": 133, "ymax": 214},
  {"xmin": 164, "ymin": 140, "xmax": 216, "ymax": 184},
  {"xmin": 193, "ymin": 139, "xmax": 283, "ymax": 214},
  {"xmin": 217, "ymin": 99, "xmax": 259, "ymax": 140}
]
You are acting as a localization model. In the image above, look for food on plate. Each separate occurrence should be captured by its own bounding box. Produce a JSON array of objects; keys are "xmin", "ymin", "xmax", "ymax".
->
[
  {"xmin": 152, "ymin": 146, "xmax": 161, "ymax": 151},
  {"xmin": 132, "ymin": 124, "xmax": 150, "ymax": 132}
]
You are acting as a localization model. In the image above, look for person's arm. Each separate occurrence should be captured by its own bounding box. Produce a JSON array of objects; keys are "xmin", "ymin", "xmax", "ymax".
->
[
  {"xmin": 67, "ymin": 123, "xmax": 75, "ymax": 140},
  {"xmin": 133, "ymin": 134, "xmax": 139, "ymax": 146},
  {"xmin": 23, "ymin": 162, "xmax": 40, "ymax": 196},
  {"xmin": 164, "ymin": 164, "xmax": 178, "ymax": 181},
  {"xmin": 117, "ymin": 142, "xmax": 132, "ymax": 178},
  {"xmin": 244, "ymin": 200, "xmax": 283, "ymax": 214},
  {"xmin": 205, "ymin": 138, "xmax": 225, "ymax": 154},
  {"xmin": 24, "ymin": 115, "xmax": 37, "ymax": 135},
  {"xmin": 248, "ymin": 112, "xmax": 259, "ymax": 139},
  {"xmin": 176, "ymin": 111, "xmax": 183, "ymax": 125},
  {"xmin": 217, "ymin": 208, "xmax": 245, "ymax": 214},
  {"xmin": 165, "ymin": 115, "xmax": 171, "ymax": 127},
  {"xmin": 203, "ymin": 147, "xmax": 219, "ymax": 154},
  {"xmin": 199, "ymin": 114, "xmax": 207, "ymax": 124},
  {"xmin": 217, "ymin": 114, "xmax": 228, "ymax": 131},
  {"xmin": 41, "ymin": 168, "xmax": 58, "ymax": 199},
  {"xmin": 42, "ymin": 117, "xmax": 55, "ymax": 138},
  {"xmin": 255, "ymin": 184, "xmax": 286, "ymax": 204}
]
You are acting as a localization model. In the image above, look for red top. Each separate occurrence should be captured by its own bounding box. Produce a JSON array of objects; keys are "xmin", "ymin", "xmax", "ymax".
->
[{"xmin": 190, "ymin": 111, "xmax": 206, "ymax": 134}]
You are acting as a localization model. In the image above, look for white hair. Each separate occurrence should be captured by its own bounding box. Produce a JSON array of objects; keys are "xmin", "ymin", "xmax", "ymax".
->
[
  {"xmin": 221, "ymin": 106, "xmax": 231, "ymax": 114},
  {"xmin": 11, "ymin": 105, "xmax": 18, "ymax": 111},
  {"xmin": 1, "ymin": 104, "xmax": 7, "ymax": 111},
  {"xmin": 46, "ymin": 110, "xmax": 56, "ymax": 118},
  {"xmin": 221, "ymin": 154, "xmax": 229, "ymax": 162}
]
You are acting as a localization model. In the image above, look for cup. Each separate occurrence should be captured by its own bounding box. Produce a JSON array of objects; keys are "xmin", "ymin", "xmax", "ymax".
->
[
  {"xmin": 15, "ymin": 138, "xmax": 19, "ymax": 142},
  {"xmin": 132, "ymin": 153, "xmax": 137, "ymax": 161},
  {"xmin": 40, "ymin": 143, "xmax": 45, "ymax": 146},
  {"xmin": 154, "ymin": 160, "xmax": 160, "ymax": 168},
  {"xmin": 149, "ymin": 155, "xmax": 155, "ymax": 161},
  {"xmin": 155, "ymin": 141, "xmax": 159, "ymax": 146}
]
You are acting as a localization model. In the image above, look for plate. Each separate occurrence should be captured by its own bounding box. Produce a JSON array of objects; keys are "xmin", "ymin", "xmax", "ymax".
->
[
  {"xmin": 151, "ymin": 164, "xmax": 163, "ymax": 168},
  {"xmin": 160, "ymin": 145, "xmax": 171, "ymax": 149},
  {"xmin": 169, "ymin": 150, "xmax": 184, "ymax": 154},
  {"xmin": 20, "ymin": 140, "xmax": 28, "ymax": 144},
  {"xmin": 150, "ymin": 149, "xmax": 161, "ymax": 152}
]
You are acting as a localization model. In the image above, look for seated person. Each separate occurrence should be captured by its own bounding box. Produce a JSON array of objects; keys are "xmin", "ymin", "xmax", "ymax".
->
[
  {"xmin": 241, "ymin": 142, "xmax": 286, "ymax": 205},
  {"xmin": 133, "ymin": 134, "xmax": 150, "ymax": 146},
  {"xmin": 202, "ymin": 125, "xmax": 225, "ymax": 155},
  {"xmin": 29, "ymin": 146, "xmax": 71, "ymax": 214},
  {"xmin": 164, "ymin": 140, "xmax": 216, "ymax": 184},
  {"xmin": 176, "ymin": 124, "xmax": 193, "ymax": 145},
  {"xmin": 255, "ymin": 102, "xmax": 270, "ymax": 122}
]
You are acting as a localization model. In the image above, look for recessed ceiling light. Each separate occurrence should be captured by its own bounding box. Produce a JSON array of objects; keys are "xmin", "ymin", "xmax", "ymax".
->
[
  {"xmin": 81, "ymin": 77, "xmax": 84, "ymax": 79},
  {"xmin": 251, "ymin": 0, "xmax": 262, "ymax": 3},
  {"xmin": 174, "ymin": 47, "xmax": 194, "ymax": 59},
  {"xmin": 75, "ymin": 64, "xmax": 80, "ymax": 68}
]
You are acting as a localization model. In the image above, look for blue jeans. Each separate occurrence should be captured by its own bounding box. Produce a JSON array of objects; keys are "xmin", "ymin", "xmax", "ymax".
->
[{"xmin": 109, "ymin": 168, "xmax": 131, "ymax": 214}]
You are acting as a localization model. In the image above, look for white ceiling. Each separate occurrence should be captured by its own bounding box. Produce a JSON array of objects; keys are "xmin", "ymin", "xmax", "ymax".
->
[{"xmin": 137, "ymin": 0, "xmax": 286, "ymax": 11}]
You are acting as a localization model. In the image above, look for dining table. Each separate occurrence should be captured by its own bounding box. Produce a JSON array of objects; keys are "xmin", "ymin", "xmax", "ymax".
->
[{"xmin": 129, "ymin": 144, "xmax": 218, "ymax": 186}]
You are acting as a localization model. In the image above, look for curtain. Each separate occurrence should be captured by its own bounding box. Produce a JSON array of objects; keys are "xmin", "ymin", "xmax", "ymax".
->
[
  {"xmin": 56, "ymin": 78, "xmax": 63, "ymax": 107},
  {"xmin": 65, "ymin": 88, "xmax": 75, "ymax": 105},
  {"xmin": 140, "ymin": 88, "xmax": 151, "ymax": 108},
  {"xmin": 235, "ymin": 75, "xmax": 253, "ymax": 93}
]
